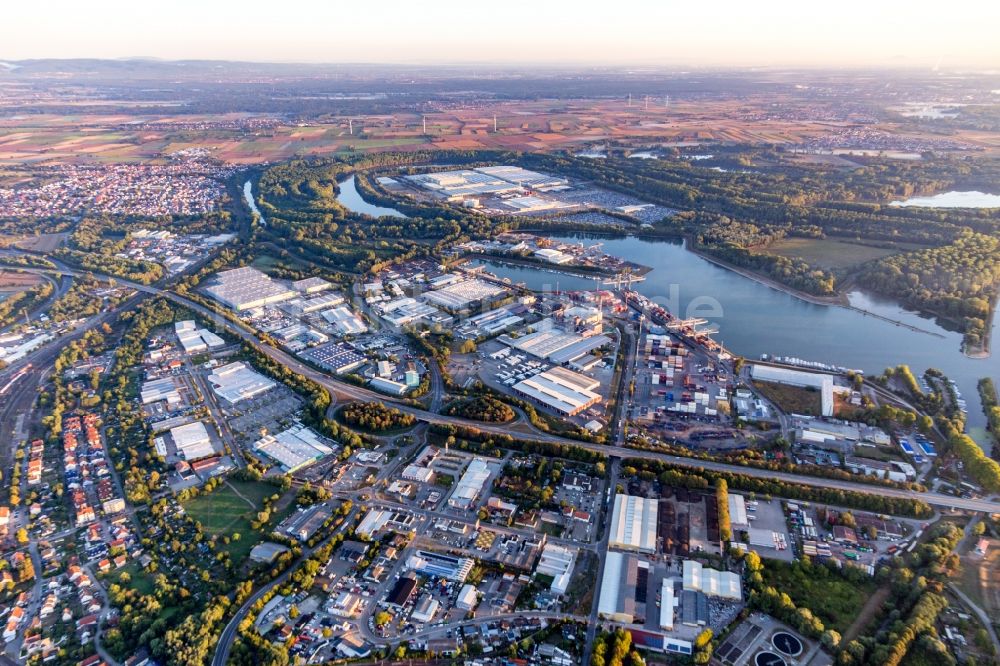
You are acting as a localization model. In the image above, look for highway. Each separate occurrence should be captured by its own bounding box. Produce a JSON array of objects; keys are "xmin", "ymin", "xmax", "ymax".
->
[{"xmin": 6, "ymin": 261, "xmax": 1000, "ymax": 515}]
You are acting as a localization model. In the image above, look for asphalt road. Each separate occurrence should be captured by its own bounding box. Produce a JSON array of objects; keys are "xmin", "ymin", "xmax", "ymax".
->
[{"xmin": 8, "ymin": 262, "xmax": 1000, "ymax": 515}]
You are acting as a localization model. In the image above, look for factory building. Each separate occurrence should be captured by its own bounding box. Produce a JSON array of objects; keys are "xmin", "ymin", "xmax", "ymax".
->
[
  {"xmin": 447, "ymin": 458, "xmax": 492, "ymax": 509},
  {"xmin": 609, "ymin": 494, "xmax": 658, "ymax": 554},
  {"xmin": 280, "ymin": 292, "xmax": 345, "ymax": 317},
  {"xmin": 207, "ymin": 362, "xmax": 277, "ymax": 404},
  {"xmin": 253, "ymin": 424, "xmax": 334, "ymax": 473},
  {"xmin": 378, "ymin": 297, "xmax": 450, "ymax": 327},
  {"xmin": 170, "ymin": 421, "xmax": 215, "ymax": 460},
  {"xmin": 203, "ymin": 266, "xmax": 296, "ymax": 311}
]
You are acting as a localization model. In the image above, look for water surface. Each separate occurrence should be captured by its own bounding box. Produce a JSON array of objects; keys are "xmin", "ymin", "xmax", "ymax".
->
[
  {"xmin": 477, "ymin": 234, "xmax": 998, "ymax": 440},
  {"xmin": 890, "ymin": 191, "xmax": 1000, "ymax": 208},
  {"xmin": 336, "ymin": 175, "xmax": 408, "ymax": 218}
]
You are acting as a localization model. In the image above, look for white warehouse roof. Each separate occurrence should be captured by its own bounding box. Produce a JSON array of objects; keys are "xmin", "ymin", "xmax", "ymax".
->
[
  {"xmin": 171, "ymin": 421, "xmax": 215, "ymax": 460},
  {"xmin": 609, "ymin": 494, "xmax": 658, "ymax": 554},
  {"xmin": 208, "ymin": 361, "xmax": 277, "ymax": 404},
  {"xmin": 682, "ymin": 560, "xmax": 741, "ymax": 601},
  {"xmin": 448, "ymin": 458, "xmax": 491, "ymax": 509}
]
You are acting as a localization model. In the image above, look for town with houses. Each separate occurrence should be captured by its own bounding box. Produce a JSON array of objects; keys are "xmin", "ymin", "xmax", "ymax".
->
[{"xmin": 0, "ymin": 59, "xmax": 997, "ymax": 666}]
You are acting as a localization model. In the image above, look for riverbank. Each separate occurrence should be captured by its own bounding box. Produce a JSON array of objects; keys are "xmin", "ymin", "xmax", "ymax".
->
[
  {"xmin": 688, "ymin": 242, "xmax": 957, "ymax": 340},
  {"xmin": 685, "ymin": 242, "xmax": 848, "ymax": 307}
]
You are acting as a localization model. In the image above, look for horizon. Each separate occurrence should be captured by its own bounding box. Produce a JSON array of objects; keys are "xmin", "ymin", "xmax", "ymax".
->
[{"xmin": 6, "ymin": 0, "xmax": 1000, "ymax": 69}]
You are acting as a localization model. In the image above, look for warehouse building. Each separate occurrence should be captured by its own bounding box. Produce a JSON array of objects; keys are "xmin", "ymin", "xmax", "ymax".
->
[
  {"xmin": 369, "ymin": 377, "xmax": 409, "ymax": 395},
  {"xmin": 379, "ymin": 297, "xmax": 449, "ymax": 327},
  {"xmin": 386, "ymin": 575, "xmax": 418, "ymax": 609},
  {"xmin": 535, "ymin": 543, "xmax": 577, "ymax": 595},
  {"xmin": 207, "ymin": 362, "xmax": 277, "ymax": 404},
  {"xmin": 447, "ymin": 458, "xmax": 492, "ymax": 509},
  {"xmin": 659, "ymin": 579, "xmax": 677, "ymax": 630},
  {"xmin": 299, "ymin": 342, "xmax": 365, "ymax": 374},
  {"xmin": 170, "ymin": 421, "xmax": 215, "ymax": 460},
  {"xmin": 292, "ymin": 277, "xmax": 333, "ymax": 294},
  {"xmin": 203, "ymin": 266, "xmax": 296, "ymax": 311},
  {"xmin": 280, "ymin": 292, "xmax": 345, "ymax": 317},
  {"xmin": 253, "ymin": 424, "xmax": 334, "ymax": 473},
  {"xmin": 503, "ymin": 327, "xmax": 611, "ymax": 365},
  {"xmin": 406, "ymin": 550, "xmax": 474, "ymax": 582},
  {"xmin": 402, "ymin": 465, "xmax": 435, "ymax": 483},
  {"xmin": 728, "ymin": 494, "xmax": 749, "ymax": 530},
  {"xmin": 597, "ymin": 551, "xmax": 646, "ymax": 623},
  {"xmin": 512, "ymin": 366, "xmax": 602, "ymax": 417},
  {"xmin": 609, "ymin": 494, "xmax": 658, "ymax": 554},
  {"xmin": 175, "ymin": 320, "xmax": 226, "ymax": 354},
  {"xmin": 474, "ymin": 165, "xmax": 568, "ymax": 190},
  {"xmin": 140, "ymin": 377, "xmax": 181, "ymax": 406},
  {"xmin": 455, "ymin": 584, "xmax": 478, "ymax": 610},
  {"xmin": 682, "ymin": 560, "xmax": 741, "ymax": 601},
  {"xmin": 750, "ymin": 364, "xmax": 838, "ymax": 417},
  {"xmin": 421, "ymin": 278, "xmax": 509, "ymax": 313},
  {"xmin": 321, "ymin": 306, "xmax": 368, "ymax": 336},
  {"xmin": 411, "ymin": 595, "xmax": 440, "ymax": 623}
]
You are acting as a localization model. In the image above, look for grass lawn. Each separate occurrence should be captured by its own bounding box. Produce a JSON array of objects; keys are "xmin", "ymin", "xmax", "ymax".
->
[
  {"xmin": 766, "ymin": 238, "xmax": 905, "ymax": 271},
  {"xmin": 752, "ymin": 380, "xmax": 822, "ymax": 416},
  {"xmin": 112, "ymin": 561, "xmax": 156, "ymax": 596},
  {"xmin": 763, "ymin": 560, "xmax": 875, "ymax": 633},
  {"xmin": 182, "ymin": 481, "xmax": 282, "ymax": 564},
  {"xmin": 251, "ymin": 254, "xmax": 282, "ymax": 270}
]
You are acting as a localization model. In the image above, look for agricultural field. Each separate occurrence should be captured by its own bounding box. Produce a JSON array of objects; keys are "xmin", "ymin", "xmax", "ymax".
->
[
  {"xmin": 0, "ymin": 270, "xmax": 44, "ymax": 296},
  {"xmin": 13, "ymin": 233, "xmax": 68, "ymax": 252}
]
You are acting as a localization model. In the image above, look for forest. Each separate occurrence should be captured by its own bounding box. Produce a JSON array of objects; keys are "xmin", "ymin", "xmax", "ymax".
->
[{"xmin": 252, "ymin": 149, "xmax": 1000, "ymax": 347}]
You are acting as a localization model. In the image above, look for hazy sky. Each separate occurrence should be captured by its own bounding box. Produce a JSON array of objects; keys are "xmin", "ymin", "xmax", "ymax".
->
[{"xmin": 4, "ymin": 0, "xmax": 999, "ymax": 68}]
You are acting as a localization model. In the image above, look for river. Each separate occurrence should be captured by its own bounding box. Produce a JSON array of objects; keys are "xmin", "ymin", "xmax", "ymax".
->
[
  {"xmin": 474, "ymin": 234, "xmax": 998, "ymax": 443},
  {"xmin": 890, "ymin": 190, "xmax": 1000, "ymax": 208},
  {"xmin": 242, "ymin": 180, "xmax": 265, "ymax": 226},
  {"xmin": 336, "ymin": 175, "xmax": 408, "ymax": 218}
]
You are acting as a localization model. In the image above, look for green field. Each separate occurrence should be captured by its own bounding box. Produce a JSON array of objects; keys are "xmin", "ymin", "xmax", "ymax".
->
[
  {"xmin": 112, "ymin": 561, "xmax": 156, "ymax": 596},
  {"xmin": 763, "ymin": 560, "xmax": 876, "ymax": 633},
  {"xmin": 766, "ymin": 238, "xmax": 906, "ymax": 270},
  {"xmin": 182, "ymin": 481, "xmax": 280, "ymax": 563}
]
